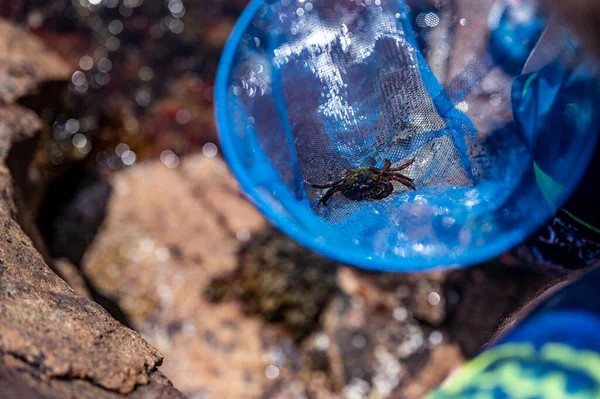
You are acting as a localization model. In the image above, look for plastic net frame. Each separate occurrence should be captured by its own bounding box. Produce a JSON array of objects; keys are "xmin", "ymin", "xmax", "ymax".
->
[{"xmin": 216, "ymin": 0, "xmax": 600, "ymax": 271}]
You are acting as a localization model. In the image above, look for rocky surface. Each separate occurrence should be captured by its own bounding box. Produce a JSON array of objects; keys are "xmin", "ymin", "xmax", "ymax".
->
[
  {"xmin": 81, "ymin": 156, "xmax": 279, "ymax": 398},
  {"xmin": 0, "ymin": 123, "xmax": 182, "ymax": 399},
  {"xmin": 0, "ymin": 18, "xmax": 183, "ymax": 399},
  {"xmin": 80, "ymin": 154, "xmax": 557, "ymax": 398},
  {"xmin": 0, "ymin": 104, "xmax": 42, "ymax": 215},
  {"xmin": 207, "ymin": 226, "xmax": 341, "ymax": 341},
  {"xmin": 0, "ymin": 354, "xmax": 181, "ymax": 399},
  {"xmin": 52, "ymin": 257, "xmax": 92, "ymax": 299}
]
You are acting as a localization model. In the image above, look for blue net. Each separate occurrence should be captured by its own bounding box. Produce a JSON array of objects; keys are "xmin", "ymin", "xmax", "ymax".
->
[{"xmin": 216, "ymin": 0, "xmax": 600, "ymax": 271}]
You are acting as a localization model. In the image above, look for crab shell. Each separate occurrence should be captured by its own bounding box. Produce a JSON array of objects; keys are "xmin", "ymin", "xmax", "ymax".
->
[{"xmin": 340, "ymin": 168, "xmax": 394, "ymax": 201}]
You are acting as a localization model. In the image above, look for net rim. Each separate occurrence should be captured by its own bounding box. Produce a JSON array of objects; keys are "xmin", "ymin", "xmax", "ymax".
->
[{"xmin": 215, "ymin": 0, "xmax": 566, "ymax": 271}]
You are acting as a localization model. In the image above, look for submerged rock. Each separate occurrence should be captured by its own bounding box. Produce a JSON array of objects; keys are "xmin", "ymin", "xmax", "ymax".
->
[{"xmin": 208, "ymin": 226, "xmax": 341, "ymax": 341}]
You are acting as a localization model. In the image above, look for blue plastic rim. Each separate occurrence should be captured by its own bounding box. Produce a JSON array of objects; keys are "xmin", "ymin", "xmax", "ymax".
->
[{"xmin": 215, "ymin": 0, "xmax": 600, "ymax": 272}]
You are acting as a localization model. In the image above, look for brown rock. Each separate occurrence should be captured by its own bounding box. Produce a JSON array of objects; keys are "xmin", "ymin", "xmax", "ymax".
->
[
  {"xmin": 0, "ymin": 354, "xmax": 183, "ymax": 399},
  {"xmin": 0, "ymin": 107, "xmax": 183, "ymax": 399},
  {"xmin": 399, "ymin": 344, "xmax": 463, "ymax": 399},
  {"xmin": 82, "ymin": 155, "xmax": 282, "ymax": 397},
  {"xmin": 0, "ymin": 104, "xmax": 53, "ymax": 264},
  {"xmin": 0, "ymin": 104, "xmax": 42, "ymax": 216},
  {"xmin": 52, "ymin": 258, "xmax": 92, "ymax": 299},
  {"xmin": 335, "ymin": 267, "xmax": 447, "ymax": 326},
  {"xmin": 276, "ymin": 264, "xmax": 550, "ymax": 398},
  {"xmin": 0, "ymin": 199, "xmax": 165, "ymax": 394},
  {"xmin": 0, "ymin": 19, "xmax": 183, "ymax": 399},
  {"xmin": 138, "ymin": 75, "xmax": 220, "ymax": 158},
  {"xmin": 0, "ymin": 18, "xmax": 72, "ymax": 263},
  {"xmin": 0, "ymin": 19, "xmax": 70, "ymax": 104},
  {"xmin": 305, "ymin": 272, "xmax": 456, "ymax": 397},
  {"xmin": 208, "ymin": 227, "xmax": 340, "ymax": 341}
]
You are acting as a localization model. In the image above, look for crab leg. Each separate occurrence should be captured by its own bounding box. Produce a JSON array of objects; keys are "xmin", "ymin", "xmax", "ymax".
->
[
  {"xmin": 381, "ymin": 159, "xmax": 393, "ymax": 173},
  {"xmin": 388, "ymin": 172, "xmax": 414, "ymax": 182},
  {"xmin": 389, "ymin": 175, "xmax": 416, "ymax": 190},
  {"xmin": 389, "ymin": 159, "xmax": 415, "ymax": 172},
  {"xmin": 309, "ymin": 179, "xmax": 343, "ymax": 189},
  {"xmin": 319, "ymin": 185, "xmax": 343, "ymax": 206}
]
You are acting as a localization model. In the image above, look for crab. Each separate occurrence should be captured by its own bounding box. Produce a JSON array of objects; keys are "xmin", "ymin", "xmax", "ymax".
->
[{"xmin": 309, "ymin": 158, "xmax": 416, "ymax": 206}]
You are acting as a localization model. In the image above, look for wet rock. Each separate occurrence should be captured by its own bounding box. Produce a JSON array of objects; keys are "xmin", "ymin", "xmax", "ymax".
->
[
  {"xmin": 138, "ymin": 76, "xmax": 220, "ymax": 159},
  {"xmin": 271, "ymin": 263, "xmax": 553, "ymax": 398},
  {"xmin": 0, "ymin": 18, "xmax": 75, "ymax": 265},
  {"xmin": 0, "ymin": 204, "xmax": 169, "ymax": 394},
  {"xmin": 0, "ymin": 131, "xmax": 182, "ymax": 397},
  {"xmin": 208, "ymin": 227, "xmax": 340, "ymax": 341},
  {"xmin": 399, "ymin": 344, "xmax": 463, "ymax": 399},
  {"xmin": 335, "ymin": 267, "xmax": 447, "ymax": 326},
  {"xmin": 0, "ymin": 104, "xmax": 42, "ymax": 216},
  {"xmin": 52, "ymin": 257, "xmax": 92, "ymax": 299},
  {"xmin": 4, "ymin": 0, "xmax": 250, "ymax": 166},
  {"xmin": 81, "ymin": 155, "xmax": 286, "ymax": 397},
  {"xmin": 299, "ymin": 268, "xmax": 459, "ymax": 398},
  {"xmin": 0, "ymin": 354, "xmax": 183, "ymax": 399}
]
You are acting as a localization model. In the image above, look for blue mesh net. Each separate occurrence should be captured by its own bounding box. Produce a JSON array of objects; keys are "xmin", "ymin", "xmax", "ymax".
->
[{"xmin": 216, "ymin": 0, "xmax": 600, "ymax": 271}]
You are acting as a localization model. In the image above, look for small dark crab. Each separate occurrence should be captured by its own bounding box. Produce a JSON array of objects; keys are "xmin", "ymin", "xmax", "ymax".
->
[{"xmin": 309, "ymin": 158, "xmax": 416, "ymax": 206}]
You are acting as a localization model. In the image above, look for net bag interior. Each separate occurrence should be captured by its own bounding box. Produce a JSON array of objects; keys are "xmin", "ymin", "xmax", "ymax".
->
[{"xmin": 216, "ymin": 0, "xmax": 600, "ymax": 271}]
